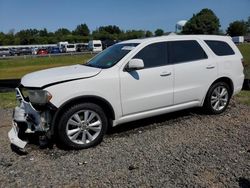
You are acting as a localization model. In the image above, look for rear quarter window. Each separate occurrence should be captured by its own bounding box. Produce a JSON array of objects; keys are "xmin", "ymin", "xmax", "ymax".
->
[{"xmin": 205, "ymin": 40, "xmax": 235, "ymax": 56}]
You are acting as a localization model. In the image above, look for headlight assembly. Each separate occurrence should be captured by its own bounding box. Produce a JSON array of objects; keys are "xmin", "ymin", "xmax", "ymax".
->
[{"xmin": 28, "ymin": 90, "xmax": 52, "ymax": 105}]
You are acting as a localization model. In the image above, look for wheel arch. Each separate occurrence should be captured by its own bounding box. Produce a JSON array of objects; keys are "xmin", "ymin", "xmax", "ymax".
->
[
  {"xmin": 211, "ymin": 77, "xmax": 234, "ymax": 95},
  {"xmin": 202, "ymin": 77, "xmax": 234, "ymax": 105},
  {"xmin": 51, "ymin": 95, "xmax": 115, "ymax": 135}
]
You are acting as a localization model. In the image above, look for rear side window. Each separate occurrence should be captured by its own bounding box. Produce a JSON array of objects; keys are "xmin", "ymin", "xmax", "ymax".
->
[
  {"xmin": 168, "ymin": 40, "xmax": 207, "ymax": 64},
  {"xmin": 134, "ymin": 42, "xmax": 168, "ymax": 68},
  {"xmin": 205, "ymin": 40, "xmax": 235, "ymax": 56}
]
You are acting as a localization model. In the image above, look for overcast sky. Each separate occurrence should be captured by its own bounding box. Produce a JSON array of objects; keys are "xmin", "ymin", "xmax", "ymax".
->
[{"xmin": 0, "ymin": 0, "xmax": 249, "ymax": 33}]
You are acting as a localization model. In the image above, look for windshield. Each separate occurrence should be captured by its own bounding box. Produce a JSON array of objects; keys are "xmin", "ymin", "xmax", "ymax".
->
[{"xmin": 85, "ymin": 43, "xmax": 139, "ymax": 69}]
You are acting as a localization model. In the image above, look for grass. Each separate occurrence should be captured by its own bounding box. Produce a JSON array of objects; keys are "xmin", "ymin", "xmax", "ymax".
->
[
  {"xmin": 0, "ymin": 92, "xmax": 16, "ymax": 108},
  {"xmin": 235, "ymin": 90, "xmax": 250, "ymax": 106},
  {"xmin": 0, "ymin": 54, "xmax": 94, "ymax": 79}
]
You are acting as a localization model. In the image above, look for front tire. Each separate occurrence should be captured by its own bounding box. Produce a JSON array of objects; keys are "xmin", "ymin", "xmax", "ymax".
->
[
  {"xmin": 57, "ymin": 103, "xmax": 108, "ymax": 149},
  {"xmin": 203, "ymin": 82, "xmax": 231, "ymax": 114}
]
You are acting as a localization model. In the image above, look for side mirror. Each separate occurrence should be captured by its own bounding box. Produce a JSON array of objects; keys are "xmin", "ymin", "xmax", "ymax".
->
[{"xmin": 126, "ymin": 59, "xmax": 144, "ymax": 71}]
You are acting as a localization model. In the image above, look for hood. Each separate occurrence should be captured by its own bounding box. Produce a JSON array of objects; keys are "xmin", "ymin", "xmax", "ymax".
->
[{"xmin": 21, "ymin": 64, "xmax": 101, "ymax": 88}]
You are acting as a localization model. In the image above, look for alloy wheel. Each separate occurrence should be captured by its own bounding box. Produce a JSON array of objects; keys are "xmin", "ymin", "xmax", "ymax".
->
[
  {"xmin": 210, "ymin": 86, "xmax": 229, "ymax": 111},
  {"xmin": 66, "ymin": 110, "xmax": 102, "ymax": 145}
]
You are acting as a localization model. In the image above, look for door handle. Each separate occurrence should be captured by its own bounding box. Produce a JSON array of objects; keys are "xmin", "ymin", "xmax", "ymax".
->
[
  {"xmin": 206, "ymin": 65, "xmax": 215, "ymax": 69},
  {"xmin": 160, "ymin": 72, "xmax": 171, "ymax": 76}
]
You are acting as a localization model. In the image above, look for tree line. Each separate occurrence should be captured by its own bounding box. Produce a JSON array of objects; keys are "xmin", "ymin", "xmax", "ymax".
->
[
  {"xmin": 0, "ymin": 24, "xmax": 164, "ymax": 46},
  {"xmin": 0, "ymin": 9, "xmax": 249, "ymax": 46}
]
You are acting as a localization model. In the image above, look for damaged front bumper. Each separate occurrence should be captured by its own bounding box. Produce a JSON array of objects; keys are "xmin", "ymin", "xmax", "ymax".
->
[
  {"xmin": 8, "ymin": 121, "xmax": 28, "ymax": 149},
  {"xmin": 8, "ymin": 88, "xmax": 53, "ymax": 149}
]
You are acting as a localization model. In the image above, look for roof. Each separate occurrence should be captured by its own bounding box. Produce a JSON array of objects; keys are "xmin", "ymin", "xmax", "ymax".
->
[{"xmin": 120, "ymin": 35, "xmax": 232, "ymax": 45}]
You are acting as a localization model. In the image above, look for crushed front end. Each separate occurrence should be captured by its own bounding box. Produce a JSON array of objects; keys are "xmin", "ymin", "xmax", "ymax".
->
[{"xmin": 8, "ymin": 87, "xmax": 55, "ymax": 149}]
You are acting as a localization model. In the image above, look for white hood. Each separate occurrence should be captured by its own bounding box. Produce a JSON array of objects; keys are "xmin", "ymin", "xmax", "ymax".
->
[{"xmin": 21, "ymin": 65, "xmax": 101, "ymax": 88}]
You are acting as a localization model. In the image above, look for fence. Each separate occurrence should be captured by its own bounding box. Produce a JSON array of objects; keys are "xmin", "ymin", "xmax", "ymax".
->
[{"xmin": 0, "ymin": 51, "xmax": 98, "ymax": 60}]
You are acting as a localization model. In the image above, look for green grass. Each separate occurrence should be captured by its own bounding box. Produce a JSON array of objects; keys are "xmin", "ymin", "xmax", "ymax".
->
[
  {"xmin": 235, "ymin": 90, "xmax": 250, "ymax": 106},
  {"xmin": 0, "ymin": 92, "xmax": 16, "ymax": 108},
  {"xmin": 0, "ymin": 54, "xmax": 94, "ymax": 79},
  {"xmin": 238, "ymin": 43, "xmax": 250, "ymax": 78}
]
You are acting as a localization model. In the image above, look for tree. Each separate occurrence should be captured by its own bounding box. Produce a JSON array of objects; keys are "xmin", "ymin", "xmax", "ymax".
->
[
  {"xmin": 227, "ymin": 21, "xmax": 248, "ymax": 36},
  {"xmin": 92, "ymin": 25, "xmax": 122, "ymax": 40},
  {"xmin": 99, "ymin": 25, "xmax": 122, "ymax": 34},
  {"xmin": 55, "ymin": 28, "xmax": 71, "ymax": 36},
  {"xmin": 145, "ymin": 30, "xmax": 153, "ymax": 37},
  {"xmin": 154, "ymin": 29, "xmax": 164, "ymax": 36},
  {"xmin": 39, "ymin": 28, "xmax": 48, "ymax": 37},
  {"xmin": 73, "ymin": 24, "xmax": 90, "ymax": 36},
  {"xmin": 123, "ymin": 30, "xmax": 145, "ymax": 40},
  {"xmin": 182, "ymin": 8, "xmax": 220, "ymax": 34}
]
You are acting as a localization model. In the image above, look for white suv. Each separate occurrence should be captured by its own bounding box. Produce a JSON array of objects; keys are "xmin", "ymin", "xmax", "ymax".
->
[{"xmin": 9, "ymin": 35, "xmax": 244, "ymax": 150}]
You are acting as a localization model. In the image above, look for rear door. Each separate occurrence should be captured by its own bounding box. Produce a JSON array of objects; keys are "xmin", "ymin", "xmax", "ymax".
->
[{"xmin": 169, "ymin": 40, "xmax": 217, "ymax": 104}]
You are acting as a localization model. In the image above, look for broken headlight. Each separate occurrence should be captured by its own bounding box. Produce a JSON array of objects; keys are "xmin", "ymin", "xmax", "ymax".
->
[{"xmin": 27, "ymin": 90, "xmax": 52, "ymax": 105}]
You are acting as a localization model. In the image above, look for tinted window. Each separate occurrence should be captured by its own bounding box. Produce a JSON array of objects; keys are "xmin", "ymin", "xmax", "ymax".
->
[
  {"xmin": 134, "ymin": 42, "xmax": 168, "ymax": 68},
  {"xmin": 169, "ymin": 40, "xmax": 207, "ymax": 64},
  {"xmin": 205, "ymin": 40, "xmax": 235, "ymax": 56}
]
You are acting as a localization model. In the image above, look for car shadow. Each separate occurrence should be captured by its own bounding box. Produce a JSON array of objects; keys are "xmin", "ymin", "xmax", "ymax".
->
[{"xmin": 107, "ymin": 107, "xmax": 203, "ymax": 135}]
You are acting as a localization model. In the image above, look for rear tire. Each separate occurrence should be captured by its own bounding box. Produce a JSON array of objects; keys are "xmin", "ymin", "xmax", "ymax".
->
[
  {"xmin": 203, "ymin": 82, "xmax": 231, "ymax": 114},
  {"xmin": 57, "ymin": 103, "xmax": 108, "ymax": 149}
]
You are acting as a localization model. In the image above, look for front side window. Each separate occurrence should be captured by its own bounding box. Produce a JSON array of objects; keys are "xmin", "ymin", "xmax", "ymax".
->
[
  {"xmin": 205, "ymin": 40, "xmax": 235, "ymax": 56},
  {"xmin": 133, "ymin": 42, "xmax": 168, "ymax": 68},
  {"xmin": 86, "ymin": 43, "xmax": 138, "ymax": 69},
  {"xmin": 169, "ymin": 40, "xmax": 207, "ymax": 64}
]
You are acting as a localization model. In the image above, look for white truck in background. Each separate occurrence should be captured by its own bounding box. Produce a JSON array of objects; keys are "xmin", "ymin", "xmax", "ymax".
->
[
  {"xmin": 61, "ymin": 44, "xmax": 76, "ymax": 53},
  {"xmin": 88, "ymin": 40, "xmax": 103, "ymax": 52},
  {"xmin": 232, "ymin": 36, "xmax": 244, "ymax": 44},
  {"xmin": 57, "ymin": 41, "xmax": 69, "ymax": 52}
]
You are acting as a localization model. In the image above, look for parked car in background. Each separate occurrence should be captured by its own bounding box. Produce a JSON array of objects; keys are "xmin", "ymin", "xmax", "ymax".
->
[
  {"xmin": 18, "ymin": 47, "xmax": 32, "ymax": 56},
  {"xmin": 76, "ymin": 43, "xmax": 88, "ymax": 52},
  {"xmin": 9, "ymin": 35, "xmax": 244, "ymax": 150},
  {"xmin": 0, "ymin": 48, "xmax": 11, "ymax": 57},
  {"xmin": 88, "ymin": 40, "xmax": 103, "ymax": 52},
  {"xmin": 48, "ymin": 47, "xmax": 61, "ymax": 54},
  {"xmin": 62, "ymin": 44, "xmax": 76, "ymax": 53},
  {"xmin": 31, "ymin": 47, "xmax": 38, "ymax": 55},
  {"xmin": 9, "ymin": 48, "xmax": 20, "ymax": 56},
  {"xmin": 37, "ymin": 48, "xmax": 48, "ymax": 55}
]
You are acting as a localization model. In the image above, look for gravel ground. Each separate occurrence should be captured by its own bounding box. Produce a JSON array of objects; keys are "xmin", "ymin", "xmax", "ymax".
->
[{"xmin": 0, "ymin": 99, "xmax": 250, "ymax": 187}]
